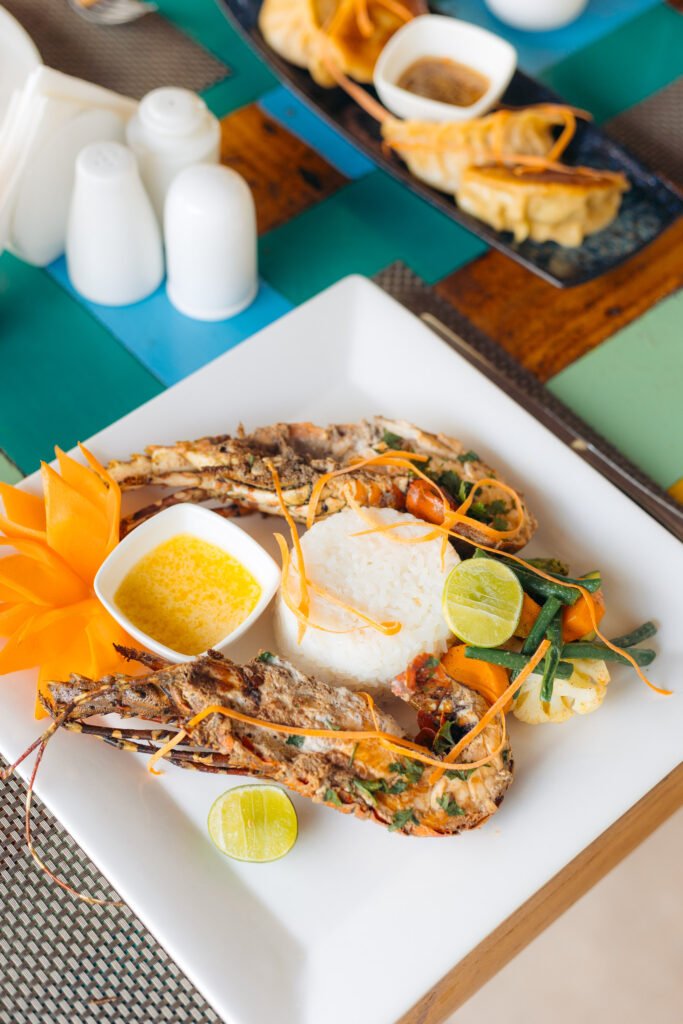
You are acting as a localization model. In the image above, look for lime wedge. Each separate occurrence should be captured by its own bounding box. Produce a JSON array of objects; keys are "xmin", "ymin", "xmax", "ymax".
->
[
  {"xmin": 442, "ymin": 559, "xmax": 523, "ymax": 648},
  {"xmin": 208, "ymin": 785, "xmax": 298, "ymax": 863}
]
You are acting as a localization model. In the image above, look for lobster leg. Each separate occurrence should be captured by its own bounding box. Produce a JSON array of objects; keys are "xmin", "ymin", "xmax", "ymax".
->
[{"xmin": 120, "ymin": 489, "xmax": 252, "ymax": 537}]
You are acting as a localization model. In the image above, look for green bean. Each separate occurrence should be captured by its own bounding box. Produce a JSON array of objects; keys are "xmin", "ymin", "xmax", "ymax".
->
[
  {"xmin": 508, "ymin": 596, "xmax": 563, "ymax": 687},
  {"xmin": 522, "ymin": 596, "xmax": 563, "ymax": 655},
  {"xmin": 609, "ymin": 621, "xmax": 658, "ymax": 648},
  {"xmin": 465, "ymin": 647, "xmax": 574, "ymax": 679},
  {"xmin": 540, "ymin": 613, "xmax": 563, "ymax": 703},
  {"xmin": 505, "ymin": 564, "xmax": 602, "ymax": 605},
  {"xmin": 562, "ymin": 643, "xmax": 656, "ymax": 666}
]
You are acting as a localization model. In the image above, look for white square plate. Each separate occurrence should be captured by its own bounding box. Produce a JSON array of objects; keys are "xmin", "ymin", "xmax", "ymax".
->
[{"xmin": 2, "ymin": 276, "xmax": 682, "ymax": 1024}]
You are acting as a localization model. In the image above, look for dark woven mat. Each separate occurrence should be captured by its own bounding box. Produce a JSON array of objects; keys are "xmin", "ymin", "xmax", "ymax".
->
[
  {"xmin": 2, "ymin": 0, "xmax": 230, "ymax": 99},
  {"xmin": 606, "ymin": 76, "xmax": 683, "ymax": 188},
  {"xmin": 0, "ymin": 759, "xmax": 220, "ymax": 1024}
]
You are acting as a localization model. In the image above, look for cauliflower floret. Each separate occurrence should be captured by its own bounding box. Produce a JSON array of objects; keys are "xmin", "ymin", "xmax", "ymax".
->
[{"xmin": 513, "ymin": 658, "xmax": 610, "ymax": 724}]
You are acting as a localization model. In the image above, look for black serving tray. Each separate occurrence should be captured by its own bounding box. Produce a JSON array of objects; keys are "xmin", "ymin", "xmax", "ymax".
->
[{"xmin": 217, "ymin": 0, "xmax": 683, "ymax": 286}]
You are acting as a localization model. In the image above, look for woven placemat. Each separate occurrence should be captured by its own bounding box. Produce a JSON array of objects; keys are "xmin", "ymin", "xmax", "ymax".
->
[
  {"xmin": 2, "ymin": 0, "xmax": 230, "ymax": 98},
  {"xmin": 0, "ymin": 758, "xmax": 220, "ymax": 1024},
  {"xmin": 606, "ymin": 77, "xmax": 683, "ymax": 188}
]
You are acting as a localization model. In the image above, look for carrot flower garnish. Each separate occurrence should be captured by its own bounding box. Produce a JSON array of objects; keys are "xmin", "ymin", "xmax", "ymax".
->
[{"xmin": 0, "ymin": 445, "xmax": 137, "ymax": 718}]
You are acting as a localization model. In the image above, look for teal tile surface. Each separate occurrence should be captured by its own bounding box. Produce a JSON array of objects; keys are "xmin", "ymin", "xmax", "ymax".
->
[
  {"xmin": 540, "ymin": 4, "xmax": 683, "ymax": 122},
  {"xmin": 259, "ymin": 171, "xmax": 487, "ymax": 304},
  {"xmin": 0, "ymin": 254, "xmax": 162, "ymax": 474},
  {"xmin": 548, "ymin": 291, "xmax": 683, "ymax": 491},
  {"xmin": 157, "ymin": 0, "xmax": 276, "ymax": 115},
  {"xmin": 434, "ymin": 0, "xmax": 661, "ymax": 75}
]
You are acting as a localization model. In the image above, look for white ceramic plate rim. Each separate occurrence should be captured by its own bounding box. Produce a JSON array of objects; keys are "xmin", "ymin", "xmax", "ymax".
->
[{"xmin": 1, "ymin": 276, "xmax": 681, "ymax": 1024}]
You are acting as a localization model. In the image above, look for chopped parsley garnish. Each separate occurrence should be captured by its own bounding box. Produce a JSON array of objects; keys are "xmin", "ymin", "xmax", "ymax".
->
[
  {"xmin": 487, "ymin": 500, "xmax": 508, "ymax": 515},
  {"xmin": 324, "ymin": 788, "xmax": 342, "ymax": 806},
  {"xmin": 445, "ymin": 767, "xmax": 477, "ymax": 781},
  {"xmin": 352, "ymin": 778, "xmax": 386, "ymax": 805},
  {"xmin": 285, "ymin": 734, "xmax": 304, "ymax": 748},
  {"xmin": 466, "ymin": 497, "xmax": 510, "ymax": 527},
  {"xmin": 457, "ymin": 450, "xmax": 480, "ymax": 464},
  {"xmin": 386, "ymin": 779, "xmax": 408, "ymax": 795},
  {"xmin": 433, "ymin": 720, "xmax": 457, "ymax": 756},
  {"xmin": 381, "ymin": 430, "xmax": 404, "ymax": 449},
  {"xmin": 389, "ymin": 808, "xmax": 419, "ymax": 832},
  {"xmin": 437, "ymin": 470, "xmax": 462, "ymax": 496},
  {"xmin": 438, "ymin": 794, "xmax": 466, "ymax": 817},
  {"xmin": 388, "ymin": 759, "xmax": 424, "ymax": 784},
  {"xmin": 246, "ymin": 453, "xmax": 255, "ymax": 467},
  {"xmin": 324, "ymin": 718, "xmax": 341, "ymax": 731},
  {"xmin": 257, "ymin": 651, "xmax": 276, "ymax": 664},
  {"xmin": 458, "ymin": 479, "xmax": 474, "ymax": 502},
  {"xmin": 468, "ymin": 501, "xmax": 491, "ymax": 522}
]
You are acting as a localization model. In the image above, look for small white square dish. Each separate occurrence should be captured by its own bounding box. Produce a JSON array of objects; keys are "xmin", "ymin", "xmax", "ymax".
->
[
  {"xmin": 95, "ymin": 503, "xmax": 281, "ymax": 662},
  {"xmin": 1, "ymin": 276, "xmax": 682, "ymax": 1024},
  {"xmin": 373, "ymin": 15, "xmax": 517, "ymax": 122}
]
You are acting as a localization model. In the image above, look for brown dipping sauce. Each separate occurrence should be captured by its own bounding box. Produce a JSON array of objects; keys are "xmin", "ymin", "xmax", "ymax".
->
[{"xmin": 397, "ymin": 57, "xmax": 489, "ymax": 107}]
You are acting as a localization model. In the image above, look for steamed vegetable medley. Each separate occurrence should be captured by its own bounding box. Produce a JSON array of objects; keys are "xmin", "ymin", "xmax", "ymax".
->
[{"xmin": 440, "ymin": 552, "xmax": 658, "ymax": 725}]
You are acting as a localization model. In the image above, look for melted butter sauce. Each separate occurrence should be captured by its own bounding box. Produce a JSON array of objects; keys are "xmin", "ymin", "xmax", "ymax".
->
[
  {"xmin": 115, "ymin": 534, "xmax": 261, "ymax": 655},
  {"xmin": 397, "ymin": 57, "xmax": 489, "ymax": 107}
]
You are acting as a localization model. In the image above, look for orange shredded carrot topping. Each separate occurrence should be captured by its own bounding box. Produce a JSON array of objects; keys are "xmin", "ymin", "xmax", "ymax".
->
[
  {"xmin": 345, "ymin": 469, "xmax": 525, "ymax": 545},
  {"xmin": 306, "ymin": 449, "xmax": 428, "ymax": 529},
  {"xmin": 268, "ymin": 464, "xmax": 401, "ymax": 639},
  {"xmin": 166, "ymin": 700, "xmax": 506, "ymax": 775},
  {"xmin": 266, "ymin": 460, "xmax": 311, "ymax": 641},
  {"xmin": 147, "ymin": 728, "xmax": 189, "ymax": 776},
  {"xmin": 319, "ymin": 52, "xmax": 392, "ymax": 123},
  {"xmin": 274, "ymin": 534, "xmax": 400, "ymax": 637},
  {"xmin": 351, "ymin": 0, "xmax": 374, "ymax": 36},
  {"xmin": 371, "ymin": 0, "xmax": 414, "ymax": 22},
  {"xmin": 386, "ymin": 105, "xmax": 591, "ymax": 158}
]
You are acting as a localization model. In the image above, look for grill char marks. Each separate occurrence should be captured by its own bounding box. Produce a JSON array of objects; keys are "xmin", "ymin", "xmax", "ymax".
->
[{"xmin": 44, "ymin": 649, "xmax": 513, "ymax": 837}]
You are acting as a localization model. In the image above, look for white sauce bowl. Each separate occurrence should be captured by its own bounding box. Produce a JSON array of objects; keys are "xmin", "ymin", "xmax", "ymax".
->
[
  {"xmin": 373, "ymin": 15, "xmax": 517, "ymax": 123},
  {"xmin": 95, "ymin": 503, "xmax": 281, "ymax": 663}
]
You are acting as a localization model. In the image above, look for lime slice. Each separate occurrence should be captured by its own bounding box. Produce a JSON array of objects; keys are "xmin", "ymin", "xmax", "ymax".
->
[
  {"xmin": 208, "ymin": 785, "xmax": 298, "ymax": 863},
  {"xmin": 442, "ymin": 559, "xmax": 523, "ymax": 648}
]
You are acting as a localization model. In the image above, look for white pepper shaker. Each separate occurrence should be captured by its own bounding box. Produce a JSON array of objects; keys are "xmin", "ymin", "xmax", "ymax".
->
[
  {"xmin": 126, "ymin": 87, "xmax": 220, "ymax": 220},
  {"xmin": 164, "ymin": 164, "xmax": 258, "ymax": 321},
  {"xmin": 66, "ymin": 141, "xmax": 164, "ymax": 306}
]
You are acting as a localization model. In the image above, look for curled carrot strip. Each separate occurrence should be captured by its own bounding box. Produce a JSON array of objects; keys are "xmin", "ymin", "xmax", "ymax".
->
[
  {"xmin": 275, "ymin": 534, "xmax": 400, "ymax": 636},
  {"xmin": 306, "ymin": 449, "xmax": 428, "ymax": 529},
  {"xmin": 269, "ymin": 459, "xmax": 401, "ymax": 638},
  {"xmin": 162, "ymin": 701, "xmax": 506, "ymax": 775},
  {"xmin": 147, "ymin": 728, "xmax": 188, "ymax": 776},
  {"xmin": 267, "ymin": 461, "xmax": 310, "ymax": 642}
]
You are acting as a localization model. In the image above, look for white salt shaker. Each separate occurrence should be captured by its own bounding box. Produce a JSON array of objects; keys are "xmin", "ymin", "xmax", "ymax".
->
[
  {"xmin": 66, "ymin": 141, "xmax": 164, "ymax": 305},
  {"xmin": 164, "ymin": 164, "xmax": 258, "ymax": 321},
  {"xmin": 485, "ymin": 0, "xmax": 588, "ymax": 31},
  {"xmin": 126, "ymin": 87, "xmax": 220, "ymax": 220}
]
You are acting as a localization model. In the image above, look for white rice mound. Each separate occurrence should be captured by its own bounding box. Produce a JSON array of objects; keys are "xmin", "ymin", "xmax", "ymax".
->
[{"xmin": 273, "ymin": 507, "xmax": 458, "ymax": 692}]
